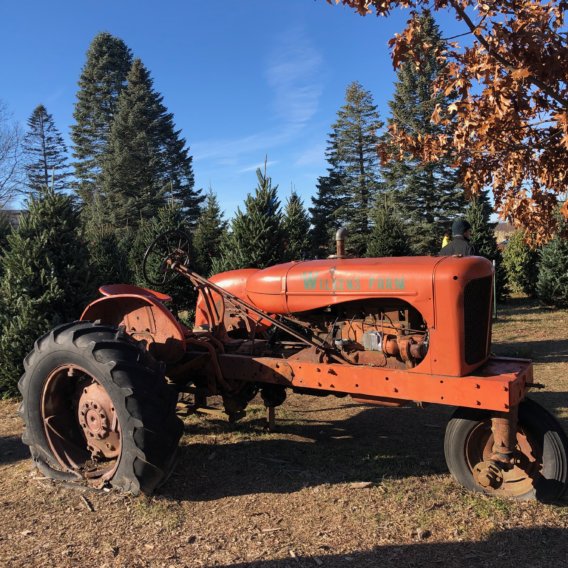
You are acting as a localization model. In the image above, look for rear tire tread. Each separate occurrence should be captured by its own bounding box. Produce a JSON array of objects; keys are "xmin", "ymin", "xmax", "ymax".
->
[{"xmin": 19, "ymin": 321, "xmax": 182, "ymax": 495}]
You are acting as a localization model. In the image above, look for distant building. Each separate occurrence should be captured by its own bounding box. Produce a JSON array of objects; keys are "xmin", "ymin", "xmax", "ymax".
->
[
  {"xmin": 494, "ymin": 221, "xmax": 515, "ymax": 246},
  {"xmin": 0, "ymin": 209, "xmax": 24, "ymax": 228}
]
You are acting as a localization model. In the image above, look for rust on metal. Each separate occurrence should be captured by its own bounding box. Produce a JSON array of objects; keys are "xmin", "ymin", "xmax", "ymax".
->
[
  {"xmin": 466, "ymin": 405, "xmax": 542, "ymax": 497},
  {"xmin": 41, "ymin": 364, "xmax": 122, "ymax": 485},
  {"xmin": 217, "ymin": 354, "xmax": 531, "ymax": 412},
  {"xmin": 78, "ymin": 382, "xmax": 121, "ymax": 459}
]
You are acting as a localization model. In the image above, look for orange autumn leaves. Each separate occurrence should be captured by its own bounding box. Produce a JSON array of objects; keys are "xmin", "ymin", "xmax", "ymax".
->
[{"xmin": 328, "ymin": 0, "xmax": 568, "ymax": 243}]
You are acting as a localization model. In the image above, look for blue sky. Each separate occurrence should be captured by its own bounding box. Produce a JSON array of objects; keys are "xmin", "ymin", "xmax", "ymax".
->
[{"xmin": 1, "ymin": 0, "xmax": 463, "ymax": 217}]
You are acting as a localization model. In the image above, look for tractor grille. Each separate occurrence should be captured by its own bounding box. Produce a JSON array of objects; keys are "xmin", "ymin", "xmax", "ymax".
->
[{"xmin": 464, "ymin": 276, "xmax": 492, "ymax": 365}]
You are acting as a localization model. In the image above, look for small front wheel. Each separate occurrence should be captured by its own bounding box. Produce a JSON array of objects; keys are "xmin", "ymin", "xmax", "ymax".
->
[
  {"xmin": 19, "ymin": 321, "xmax": 183, "ymax": 494},
  {"xmin": 444, "ymin": 399, "xmax": 568, "ymax": 500}
]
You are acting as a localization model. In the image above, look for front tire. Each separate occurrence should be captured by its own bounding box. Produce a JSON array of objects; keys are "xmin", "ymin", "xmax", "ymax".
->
[
  {"xmin": 444, "ymin": 398, "xmax": 568, "ymax": 501},
  {"xmin": 19, "ymin": 321, "xmax": 183, "ymax": 495}
]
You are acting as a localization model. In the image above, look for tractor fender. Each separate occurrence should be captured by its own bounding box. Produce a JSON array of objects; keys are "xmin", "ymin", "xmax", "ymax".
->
[{"xmin": 81, "ymin": 290, "xmax": 186, "ymax": 364}]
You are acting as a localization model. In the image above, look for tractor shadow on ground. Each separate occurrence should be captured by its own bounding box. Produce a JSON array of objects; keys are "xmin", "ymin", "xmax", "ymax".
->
[
  {"xmin": 492, "ymin": 338, "xmax": 568, "ymax": 363},
  {"xmin": 0, "ymin": 435, "xmax": 28, "ymax": 465},
  {"xmin": 213, "ymin": 527, "xmax": 568, "ymax": 568},
  {"xmin": 162, "ymin": 401, "xmax": 455, "ymax": 502}
]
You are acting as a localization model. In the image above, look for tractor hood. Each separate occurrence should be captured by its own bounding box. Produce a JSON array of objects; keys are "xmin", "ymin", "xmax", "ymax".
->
[{"xmin": 196, "ymin": 256, "xmax": 493, "ymax": 329}]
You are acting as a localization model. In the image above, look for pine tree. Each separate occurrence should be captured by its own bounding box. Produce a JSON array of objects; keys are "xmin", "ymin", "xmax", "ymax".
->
[
  {"xmin": 162, "ymin": 130, "xmax": 201, "ymax": 225},
  {"xmin": 383, "ymin": 10, "xmax": 465, "ymax": 255},
  {"xmin": 367, "ymin": 196, "xmax": 411, "ymax": 257},
  {"xmin": 85, "ymin": 223, "xmax": 133, "ymax": 286},
  {"xmin": 536, "ymin": 225, "xmax": 568, "ymax": 308},
  {"xmin": 101, "ymin": 59, "xmax": 202, "ymax": 229},
  {"xmin": 130, "ymin": 202, "xmax": 196, "ymax": 314},
  {"xmin": 502, "ymin": 230, "xmax": 539, "ymax": 296},
  {"xmin": 71, "ymin": 32, "xmax": 133, "ymax": 205},
  {"xmin": 215, "ymin": 168, "xmax": 284, "ymax": 272},
  {"xmin": 283, "ymin": 190, "xmax": 311, "ymax": 261},
  {"xmin": 309, "ymin": 169, "xmax": 346, "ymax": 258},
  {"xmin": 0, "ymin": 210, "xmax": 10, "ymax": 250},
  {"xmin": 23, "ymin": 104, "xmax": 69, "ymax": 195},
  {"xmin": 193, "ymin": 190, "xmax": 227, "ymax": 276},
  {"xmin": 465, "ymin": 191, "xmax": 506, "ymax": 300},
  {"xmin": 0, "ymin": 188, "xmax": 92, "ymax": 396},
  {"xmin": 330, "ymin": 82, "xmax": 383, "ymax": 256}
]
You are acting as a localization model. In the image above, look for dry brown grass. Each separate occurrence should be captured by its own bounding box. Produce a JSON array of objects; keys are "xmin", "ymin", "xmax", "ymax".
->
[{"xmin": 1, "ymin": 297, "xmax": 567, "ymax": 567}]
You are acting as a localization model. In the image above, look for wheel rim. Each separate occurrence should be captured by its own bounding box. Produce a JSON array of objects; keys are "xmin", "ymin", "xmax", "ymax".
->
[
  {"xmin": 465, "ymin": 420, "xmax": 542, "ymax": 497},
  {"xmin": 41, "ymin": 364, "xmax": 122, "ymax": 485}
]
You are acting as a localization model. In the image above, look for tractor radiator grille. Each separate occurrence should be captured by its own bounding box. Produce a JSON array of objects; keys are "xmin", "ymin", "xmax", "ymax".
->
[{"xmin": 464, "ymin": 276, "xmax": 492, "ymax": 365}]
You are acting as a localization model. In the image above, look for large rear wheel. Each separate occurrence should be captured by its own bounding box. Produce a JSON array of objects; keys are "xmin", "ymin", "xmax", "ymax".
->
[
  {"xmin": 19, "ymin": 321, "xmax": 183, "ymax": 494},
  {"xmin": 444, "ymin": 399, "xmax": 568, "ymax": 501}
]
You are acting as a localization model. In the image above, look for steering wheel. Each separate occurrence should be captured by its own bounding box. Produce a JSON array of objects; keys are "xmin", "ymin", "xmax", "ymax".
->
[{"xmin": 142, "ymin": 230, "xmax": 192, "ymax": 286}]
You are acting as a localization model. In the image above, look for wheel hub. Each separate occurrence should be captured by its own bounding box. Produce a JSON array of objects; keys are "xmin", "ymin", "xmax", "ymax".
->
[
  {"xmin": 78, "ymin": 383, "xmax": 120, "ymax": 459},
  {"xmin": 473, "ymin": 460, "xmax": 505, "ymax": 489}
]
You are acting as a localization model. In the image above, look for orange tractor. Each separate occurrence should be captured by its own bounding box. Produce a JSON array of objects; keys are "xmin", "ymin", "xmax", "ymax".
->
[{"xmin": 19, "ymin": 231, "xmax": 568, "ymax": 500}]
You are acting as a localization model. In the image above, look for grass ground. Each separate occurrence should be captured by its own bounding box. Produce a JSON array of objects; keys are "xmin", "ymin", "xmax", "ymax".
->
[{"xmin": 0, "ymin": 297, "xmax": 567, "ymax": 567}]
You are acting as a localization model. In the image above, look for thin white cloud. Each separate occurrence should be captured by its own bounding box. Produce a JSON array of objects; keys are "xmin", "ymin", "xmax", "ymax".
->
[
  {"xmin": 238, "ymin": 160, "xmax": 278, "ymax": 174},
  {"xmin": 294, "ymin": 141, "xmax": 327, "ymax": 167},
  {"xmin": 193, "ymin": 131, "xmax": 287, "ymax": 163},
  {"xmin": 193, "ymin": 26, "xmax": 323, "ymax": 166},
  {"xmin": 266, "ymin": 27, "xmax": 323, "ymax": 130},
  {"xmin": 45, "ymin": 87, "xmax": 66, "ymax": 105}
]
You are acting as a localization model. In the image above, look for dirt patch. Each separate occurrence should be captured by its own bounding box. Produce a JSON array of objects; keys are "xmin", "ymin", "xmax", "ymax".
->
[{"xmin": 1, "ymin": 298, "xmax": 567, "ymax": 567}]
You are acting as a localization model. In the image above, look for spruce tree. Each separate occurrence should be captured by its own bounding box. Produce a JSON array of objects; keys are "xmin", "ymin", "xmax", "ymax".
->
[
  {"xmin": 383, "ymin": 10, "xmax": 465, "ymax": 255},
  {"xmin": 536, "ymin": 228, "xmax": 568, "ymax": 308},
  {"xmin": 101, "ymin": 59, "xmax": 201, "ymax": 229},
  {"xmin": 0, "ymin": 189, "xmax": 92, "ymax": 396},
  {"xmin": 23, "ymin": 104, "xmax": 69, "ymax": 195},
  {"xmin": 283, "ymin": 190, "xmax": 311, "ymax": 261},
  {"xmin": 193, "ymin": 190, "xmax": 227, "ymax": 276},
  {"xmin": 162, "ymin": 130, "xmax": 201, "ymax": 225},
  {"xmin": 0, "ymin": 210, "xmax": 10, "ymax": 250},
  {"xmin": 309, "ymin": 169, "xmax": 346, "ymax": 258},
  {"xmin": 330, "ymin": 82, "xmax": 383, "ymax": 256},
  {"xmin": 85, "ymin": 223, "xmax": 133, "ymax": 286},
  {"xmin": 130, "ymin": 202, "xmax": 196, "ymax": 315},
  {"xmin": 502, "ymin": 230, "xmax": 539, "ymax": 296},
  {"xmin": 367, "ymin": 197, "xmax": 411, "ymax": 257},
  {"xmin": 71, "ymin": 32, "xmax": 133, "ymax": 205},
  {"xmin": 465, "ymin": 191, "xmax": 506, "ymax": 300},
  {"xmin": 215, "ymin": 168, "xmax": 284, "ymax": 271}
]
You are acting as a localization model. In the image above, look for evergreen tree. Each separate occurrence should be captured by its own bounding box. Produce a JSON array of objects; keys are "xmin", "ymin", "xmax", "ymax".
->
[
  {"xmin": 330, "ymin": 82, "xmax": 383, "ymax": 256},
  {"xmin": 383, "ymin": 10, "xmax": 465, "ymax": 255},
  {"xmin": 465, "ymin": 191, "xmax": 506, "ymax": 300},
  {"xmin": 283, "ymin": 190, "xmax": 311, "ymax": 261},
  {"xmin": 130, "ymin": 202, "xmax": 196, "ymax": 314},
  {"xmin": 71, "ymin": 33, "xmax": 133, "ymax": 205},
  {"xmin": 81, "ymin": 191, "xmax": 133, "ymax": 286},
  {"xmin": 85, "ymin": 223, "xmax": 133, "ymax": 286},
  {"xmin": 0, "ymin": 189, "xmax": 92, "ymax": 396},
  {"xmin": 367, "ymin": 196, "xmax": 411, "ymax": 257},
  {"xmin": 23, "ymin": 104, "xmax": 69, "ymax": 195},
  {"xmin": 502, "ymin": 230, "xmax": 539, "ymax": 296},
  {"xmin": 0, "ymin": 210, "xmax": 11, "ymax": 250},
  {"xmin": 215, "ymin": 168, "xmax": 284, "ymax": 271},
  {"xmin": 162, "ymin": 131, "xmax": 201, "ymax": 225},
  {"xmin": 536, "ymin": 228, "xmax": 568, "ymax": 308},
  {"xmin": 309, "ymin": 169, "xmax": 345, "ymax": 258},
  {"xmin": 193, "ymin": 190, "xmax": 227, "ymax": 276},
  {"xmin": 101, "ymin": 59, "xmax": 201, "ymax": 229}
]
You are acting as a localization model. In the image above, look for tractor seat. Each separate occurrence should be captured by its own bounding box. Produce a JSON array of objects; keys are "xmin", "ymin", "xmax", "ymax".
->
[{"xmin": 98, "ymin": 284, "xmax": 172, "ymax": 303}]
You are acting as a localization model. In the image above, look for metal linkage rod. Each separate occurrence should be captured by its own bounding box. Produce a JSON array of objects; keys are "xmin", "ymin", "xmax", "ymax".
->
[{"xmin": 168, "ymin": 259, "xmax": 337, "ymax": 355}]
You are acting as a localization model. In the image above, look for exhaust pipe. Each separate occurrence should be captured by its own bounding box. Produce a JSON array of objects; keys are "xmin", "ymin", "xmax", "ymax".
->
[{"xmin": 335, "ymin": 227, "xmax": 347, "ymax": 258}]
